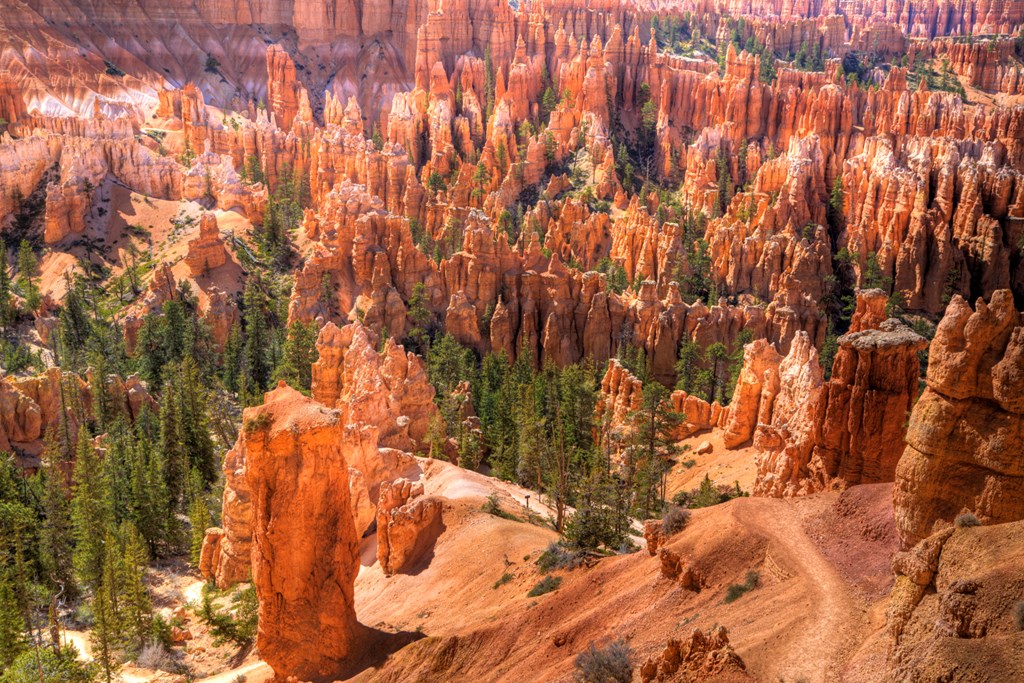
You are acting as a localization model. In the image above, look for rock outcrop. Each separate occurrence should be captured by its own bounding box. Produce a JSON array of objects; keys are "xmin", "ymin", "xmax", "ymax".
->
[
  {"xmin": 894, "ymin": 291, "xmax": 1024, "ymax": 549},
  {"xmin": 185, "ymin": 212, "xmax": 228, "ymax": 276},
  {"xmin": 640, "ymin": 626, "xmax": 752, "ymax": 683},
  {"xmin": 888, "ymin": 521, "xmax": 1024, "ymax": 682},
  {"xmin": 244, "ymin": 382, "xmax": 361, "ymax": 682},
  {"xmin": 376, "ymin": 477, "xmax": 444, "ymax": 576},
  {"xmin": 312, "ymin": 322, "xmax": 437, "ymax": 451},
  {"xmin": 749, "ymin": 314, "xmax": 926, "ymax": 497}
]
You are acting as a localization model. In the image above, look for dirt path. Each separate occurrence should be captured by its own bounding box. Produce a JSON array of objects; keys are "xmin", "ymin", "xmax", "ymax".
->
[
  {"xmin": 735, "ymin": 498, "xmax": 868, "ymax": 683},
  {"xmin": 195, "ymin": 661, "xmax": 271, "ymax": 683}
]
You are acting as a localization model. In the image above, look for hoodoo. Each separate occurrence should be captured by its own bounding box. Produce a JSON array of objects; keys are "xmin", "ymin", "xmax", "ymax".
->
[{"xmin": 2, "ymin": 0, "xmax": 1023, "ymax": 681}]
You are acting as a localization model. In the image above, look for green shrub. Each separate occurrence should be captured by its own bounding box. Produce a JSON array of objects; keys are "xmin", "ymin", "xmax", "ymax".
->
[
  {"xmin": 573, "ymin": 640, "xmax": 632, "ymax": 683},
  {"xmin": 955, "ymin": 512, "xmax": 981, "ymax": 529},
  {"xmin": 481, "ymin": 493, "xmax": 517, "ymax": 520},
  {"xmin": 537, "ymin": 542, "xmax": 586, "ymax": 573},
  {"xmin": 493, "ymin": 573, "xmax": 513, "ymax": 589},
  {"xmin": 660, "ymin": 506, "xmax": 690, "ymax": 537},
  {"xmin": 723, "ymin": 570, "xmax": 759, "ymax": 604},
  {"xmin": 527, "ymin": 576, "xmax": 562, "ymax": 597}
]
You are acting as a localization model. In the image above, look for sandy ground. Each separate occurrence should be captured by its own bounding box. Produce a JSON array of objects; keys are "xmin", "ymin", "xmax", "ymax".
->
[{"xmin": 666, "ymin": 428, "xmax": 758, "ymax": 499}]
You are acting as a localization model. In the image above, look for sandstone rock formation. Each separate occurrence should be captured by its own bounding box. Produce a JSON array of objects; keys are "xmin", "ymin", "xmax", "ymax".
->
[
  {"xmin": 741, "ymin": 311, "xmax": 926, "ymax": 497},
  {"xmin": 888, "ymin": 521, "xmax": 1024, "ymax": 681},
  {"xmin": 244, "ymin": 382, "xmax": 361, "ymax": 682},
  {"xmin": 894, "ymin": 291, "xmax": 1024, "ymax": 549},
  {"xmin": 376, "ymin": 477, "xmax": 444, "ymax": 576},
  {"xmin": 185, "ymin": 212, "xmax": 228, "ymax": 276},
  {"xmin": 311, "ymin": 322, "xmax": 437, "ymax": 451},
  {"xmin": 640, "ymin": 626, "xmax": 751, "ymax": 683}
]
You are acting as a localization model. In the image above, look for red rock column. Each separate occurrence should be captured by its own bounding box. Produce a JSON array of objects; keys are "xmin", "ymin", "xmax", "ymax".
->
[
  {"xmin": 894, "ymin": 291, "xmax": 1024, "ymax": 548},
  {"xmin": 245, "ymin": 382, "xmax": 361, "ymax": 681}
]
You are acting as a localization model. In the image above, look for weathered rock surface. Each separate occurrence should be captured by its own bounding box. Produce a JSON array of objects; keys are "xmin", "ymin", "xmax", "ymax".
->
[
  {"xmin": 751, "ymin": 313, "xmax": 925, "ymax": 497},
  {"xmin": 640, "ymin": 626, "xmax": 751, "ymax": 683},
  {"xmin": 185, "ymin": 212, "xmax": 228, "ymax": 276},
  {"xmin": 888, "ymin": 522, "xmax": 1024, "ymax": 682},
  {"xmin": 376, "ymin": 477, "xmax": 444, "ymax": 576},
  {"xmin": 312, "ymin": 322, "xmax": 437, "ymax": 451},
  {"xmin": 894, "ymin": 291, "xmax": 1024, "ymax": 549},
  {"xmin": 244, "ymin": 382, "xmax": 361, "ymax": 682}
]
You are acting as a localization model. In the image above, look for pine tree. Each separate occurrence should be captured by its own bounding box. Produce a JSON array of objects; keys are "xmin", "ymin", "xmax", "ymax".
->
[
  {"xmin": 221, "ymin": 321, "xmax": 244, "ymax": 392},
  {"xmin": 36, "ymin": 427, "xmax": 76, "ymax": 599},
  {"xmin": 117, "ymin": 523, "xmax": 152, "ymax": 654},
  {"xmin": 176, "ymin": 357, "xmax": 216, "ymax": 484},
  {"xmin": 57, "ymin": 274, "xmax": 93, "ymax": 369},
  {"xmin": 674, "ymin": 339, "xmax": 702, "ymax": 393},
  {"xmin": 91, "ymin": 529, "xmax": 121, "ymax": 683},
  {"xmin": 242, "ymin": 275, "xmax": 272, "ymax": 396},
  {"xmin": 0, "ymin": 241, "xmax": 16, "ymax": 328},
  {"xmin": 157, "ymin": 373, "xmax": 188, "ymax": 514},
  {"xmin": 624, "ymin": 382, "xmax": 683, "ymax": 518},
  {"xmin": 131, "ymin": 418, "xmax": 172, "ymax": 555},
  {"xmin": 71, "ymin": 429, "xmax": 111, "ymax": 591},
  {"xmin": 275, "ymin": 320, "xmax": 319, "ymax": 393},
  {"xmin": 484, "ymin": 45, "xmax": 495, "ymax": 123},
  {"xmin": 15, "ymin": 240, "xmax": 40, "ymax": 314},
  {"xmin": 827, "ymin": 174, "xmax": 844, "ymax": 237},
  {"xmin": 705, "ymin": 342, "xmax": 730, "ymax": 403},
  {"xmin": 0, "ymin": 572, "xmax": 26, "ymax": 669}
]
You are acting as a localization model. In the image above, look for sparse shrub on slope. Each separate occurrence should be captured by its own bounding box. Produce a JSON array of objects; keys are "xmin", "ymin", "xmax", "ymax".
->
[
  {"xmin": 955, "ymin": 512, "xmax": 981, "ymax": 528},
  {"xmin": 574, "ymin": 640, "xmax": 632, "ymax": 683},
  {"xmin": 660, "ymin": 506, "xmax": 690, "ymax": 537},
  {"xmin": 723, "ymin": 570, "xmax": 760, "ymax": 604},
  {"xmin": 527, "ymin": 576, "xmax": 562, "ymax": 597}
]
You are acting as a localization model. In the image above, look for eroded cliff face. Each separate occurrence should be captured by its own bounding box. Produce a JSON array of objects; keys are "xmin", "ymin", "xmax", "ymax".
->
[
  {"xmin": 888, "ymin": 522, "xmax": 1024, "ymax": 682},
  {"xmin": 242, "ymin": 383, "xmax": 361, "ymax": 682},
  {"xmin": 0, "ymin": 367, "xmax": 154, "ymax": 461},
  {"xmin": 894, "ymin": 290, "xmax": 1024, "ymax": 549},
  {"xmin": 730, "ymin": 289, "xmax": 927, "ymax": 498}
]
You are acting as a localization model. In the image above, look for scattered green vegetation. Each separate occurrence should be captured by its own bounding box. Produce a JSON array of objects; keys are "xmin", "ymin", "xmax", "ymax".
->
[
  {"xmin": 527, "ymin": 575, "xmax": 562, "ymax": 597},
  {"xmin": 573, "ymin": 639, "xmax": 633, "ymax": 683},
  {"xmin": 723, "ymin": 570, "xmax": 760, "ymax": 604},
  {"xmin": 955, "ymin": 512, "xmax": 981, "ymax": 529}
]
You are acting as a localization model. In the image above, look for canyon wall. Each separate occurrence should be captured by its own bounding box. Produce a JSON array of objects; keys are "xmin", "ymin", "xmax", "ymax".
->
[{"xmin": 894, "ymin": 290, "xmax": 1024, "ymax": 549}]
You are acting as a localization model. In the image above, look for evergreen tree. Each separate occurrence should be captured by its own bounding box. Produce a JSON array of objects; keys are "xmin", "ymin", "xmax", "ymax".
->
[
  {"xmin": 176, "ymin": 357, "xmax": 216, "ymax": 485},
  {"xmin": 0, "ymin": 573, "xmax": 26, "ymax": 669},
  {"xmin": 624, "ymin": 382, "xmax": 683, "ymax": 518},
  {"xmin": 484, "ymin": 46, "xmax": 496, "ymax": 123},
  {"xmin": 91, "ymin": 529, "xmax": 120, "ymax": 683},
  {"xmin": 221, "ymin": 321, "xmax": 244, "ymax": 392},
  {"xmin": 705, "ymin": 342, "xmax": 730, "ymax": 403},
  {"xmin": 674, "ymin": 339, "xmax": 702, "ymax": 393},
  {"xmin": 57, "ymin": 274, "xmax": 93, "ymax": 369},
  {"xmin": 275, "ymin": 320, "xmax": 319, "ymax": 393},
  {"xmin": 157, "ymin": 372, "xmax": 188, "ymax": 516},
  {"xmin": 130, "ymin": 415, "xmax": 172, "ymax": 555},
  {"xmin": 827, "ymin": 175, "xmax": 844, "ymax": 238},
  {"xmin": 242, "ymin": 275, "xmax": 272, "ymax": 397},
  {"xmin": 71, "ymin": 429, "xmax": 111, "ymax": 590},
  {"xmin": 15, "ymin": 240, "xmax": 40, "ymax": 315},
  {"xmin": 426, "ymin": 334, "xmax": 478, "ymax": 433},
  {"xmin": 0, "ymin": 241, "xmax": 16, "ymax": 328},
  {"xmin": 716, "ymin": 150, "xmax": 733, "ymax": 216},
  {"xmin": 117, "ymin": 523, "xmax": 153, "ymax": 654}
]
